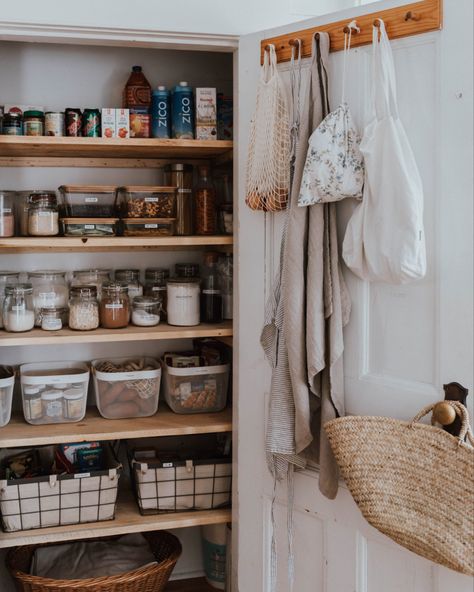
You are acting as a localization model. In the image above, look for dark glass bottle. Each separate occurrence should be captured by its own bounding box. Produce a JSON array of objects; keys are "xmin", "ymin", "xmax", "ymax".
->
[{"xmin": 200, "ymin": 252, "xmax": 223, "ymax": 323}]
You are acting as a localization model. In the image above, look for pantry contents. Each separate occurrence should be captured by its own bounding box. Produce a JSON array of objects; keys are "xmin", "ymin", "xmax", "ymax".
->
[
  {"xmin": 218, "ymin": 253, "xmax": 233, "ymax": 320},
  {"xmin": 68, "ymin": 285, "xmax": 100, "ymax": 331},
  {"xmin": 195, "ymin": 165, "xmax": 217, "ymax": 235},
  {"xmin": 0, "ymin": 271, "xmax": 20, "ymax": 328},
  {"xmin": 119, "ymin": 186, "xmax": 177, "ymax": 218},
  {"xmin": 2, "ymin": 283, "xmax": 35, "ymax": 332},
  {"xmin": 71, "ymin": 268, "xmax": 111, "ymax": 300},
  {"xmin": 0, "ymin": 366, "xmax": 14, "ymax": 428},
  {"xmin": 45, "ymin": 111, "xmax": 65, "ymax": 136},
  {"xmin": 172, "ymin": 81, "xmax": 195, "ymax": 139},
  {"xmin": 40, "ymin": 306, "xmax": 68, "ymax": 331},
  {"xmin": 61, "ymin": 217, "xmax": 119, "ymax": 236},
  {"xmin": 201, "ymin": 251, "xmax": 223, "ymax": 323},
  {"xmin": 82, "ymin": 108, "xmax": 101, "ymax": 137},
  {"xmin": 202, "ymin": 523, "xmax": 228, "ymax": 589},
  {"xmin": 144, "ymin": 267, "xmax": 169, "ymax": 319},
  {"xmin": 132, "ymin": 296, "xmax": 161, "ymax": 326},
  {"xmin": 28, "ymin": 270, "xmax": 68, "ymax": 326},
  {"xmin": 195, "ymin": 87, "xmax": 217, "ymax": 139},
  {"xmin": 100, "ymin": 282, "xmax": 130, "ymax": 328},
  {"xmin": 114, "ymin": 268, "xmax": 143, "ymax": 299},
  {"xmin": 23, "ymin": 110, "xmax": 44, "ymax": 136},
  {"xmin": 0, "ymin": 190, "xmax": 15, "ymax": 237},
  {"xmin": 20, "ymin": 361, "xmax": 89, "ymax": 424},
  {"xmin": 167, "ymin": 277, "xmax": 201, "ymax": 326},
  {"xmin": 0, "ymin": 442, "xmax": 121, "ymax": 531},
  {"xmin": 175, "ymin": 262, "xmax": 200, "ymax": 278},
  {"xmin": 65, "ymin": 108, "xmax": 82, "ymax": 136},
  {"xmin": 164, "ymin": 163, "xmax": 194, "ymax": 235},
  {"xmin": 151, "ymin": 86, "xmax": 171, "ymax": 138},
  {"xmin": 215, "ymin": 172, "xmax": 233, "ymax": 235},
  {"xmin": 59, "ymin": 185, "xmax": 118, "ymax": 217},
  {"xmin": 27, "ymin": 191, "xmax": 59, "ymax": 236},
  {"xmin": 92, "ymin": 357, "xmax": 161, "ymax": 419},
  {"xmin": 123, "ymin": 65, "xmax": 152, "ymax": 109},
  {"xmin": 217, "ymin": 93, "xmax": 233, "ymax": 140},
  {"xmin": 122, "ymin": 218, "xmax": 176, "ymax": 236},
  {"xmin": 2, "ymin": 111, "xmax": 22, "ymax": 135}
]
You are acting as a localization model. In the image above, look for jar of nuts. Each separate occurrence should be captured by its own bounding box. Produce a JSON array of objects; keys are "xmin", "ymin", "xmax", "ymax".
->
[{"xmin": 119, "ymin": 186, "xmax": 177, "ymax": 218}]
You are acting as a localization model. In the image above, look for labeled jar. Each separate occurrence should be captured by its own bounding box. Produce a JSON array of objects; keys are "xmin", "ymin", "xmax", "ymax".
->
[
  {"xmin": 23, "ymin": 110, "xmax": 44, "ymax": 136},
  {"xmin": 63, "ymin": 388, "xmax": 84, "ymax": 420},
  {"xmin": 27, "ymin": 271, "xmax": 68, "ymax": 326},
  {"xmin": 40, "ymin": 307, "xmax": 67, "ymax": 331},
  {"xmin": 42, "ymin": 390, "xmax": 63, "ymax": 420},
  {"xmin": 3, "ymin": 283, "xmax": 35, "ymax": 332},
  {"xmin": 71, "ymin": 269, "xmax": 111, "ymax": 300},
  {"xmin": 175, "ymin": 263, "xmax": 200, "ymax": 278},
  {"xmin": 115, "ymin": 269, "xmax": 143, "ymax": 300},
  {"xmin": 0, "ymin": 271, "xmax": 20, "ymax": 329},
  {"xmin": 0, "ymin": 191, "xmax": 15, "ymax": 238},
  {"xmin": 164, "ymin": 164, "xmax": 193, "ymax": 235},
  {"xmin": 144, "ymin": 267, "xmax": 169, "ymax": 319},
  {"xmin": 132, "ymin": 296, "xmax": 161, "ymax": 326},
  {"xmin": 100, "ymin": 282, "xmax": 130, "ymax": 329},
  {"xmin": 23, "ymin": 385, "xmax": 43, "ymax": 421},
  {"xmin": 69, "ymin": 285, "xmax": 99, "ymax": 331},
  {"xmin": 2, "ymin": 112, "xmax": 23, "ymax": 136},
  {"xmin": 27, "ymin": 192, "xmax": 59, "ymax": 236},
  {"xmin": 167, "ymin": 278, "xmax": 200, "ymax": 326}
]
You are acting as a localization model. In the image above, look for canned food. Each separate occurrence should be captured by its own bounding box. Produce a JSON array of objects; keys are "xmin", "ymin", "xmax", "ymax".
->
[
  {"xmin": 45, "ymin": 112, "xmax": 65, "ymax": 137},
  {"xmin": 65, "ymin": 108, "xmax": 82, "ymax": 137},
  {"xmin": 23, "ymin": 110, "xmax": 44, "ymax": 136},
  {"xmin": 82, "ymin": 109, "xmax": 101, "ymax": 138},
  {"xmin": 2, "ymin": 112, "xmax": 23, "ymax": 136}
]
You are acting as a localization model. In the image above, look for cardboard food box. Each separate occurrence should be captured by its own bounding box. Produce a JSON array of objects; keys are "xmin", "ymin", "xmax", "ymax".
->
[
  {"xmin": 195, "ymin": 88, "xmax": 217, "ymax": 140},
  {"xmin": 116, "ymin": 108, "xmax": 130, "ymax": 139},
  {"xmin": 101, "ymin": 108, "xmax": 116, "ymax": 138}
]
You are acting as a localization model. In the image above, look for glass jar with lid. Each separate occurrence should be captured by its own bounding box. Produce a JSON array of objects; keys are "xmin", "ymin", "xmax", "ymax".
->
[
  {"xmin": 131, "ymin": 296, "xmax": 161, "ymax": 326},
  {"xmin": 164, "ymin": 163, "xmax": 193, "ymax": 235},
  {"xmin": 71, "ymin": 269, "xmax": 111, "ymax": 300},
  {"xmin": 167, "ymin": 278, "xmax": 200, "ymax": 326},
  {"xmin": 69, "ymin": 285, "xmax": 99, "ymax": 331},
  {"xmin": 0, "ymin": 191, "xmax": 15, "ymax": 238},
  {"xmin": 99, "ymin": 282, "xmax": 130, "ymax": 329},
  {"xmin": 3, "ymin": 283, "xmax": 35, "ymax": 332},
  {"xmin": 114, "ymin": 269, "xmax": 143, "ymax": 300},
  {"xmin": 175, "ymin": 263, "xmax": 200, "ymax": 279},
  {"xmin": 27, "ymin": 270, "xmax": 69, "ymax": 326},
  {"xmin": 40, "ymin": 307, "xmax": 68, "ymax": 331},
  {"xmin": 0, "ymin": 271, "xmax": 20, "ymax": 329},
  {"xmin": 144, "ymin": 267, "xmax": 169, "ymax": 319},
  {"xmin": 28, "ymin": 191, "xmax": 59, "ymax": 236}
]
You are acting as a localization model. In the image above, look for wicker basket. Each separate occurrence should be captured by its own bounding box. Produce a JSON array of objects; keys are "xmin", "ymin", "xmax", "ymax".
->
[
  {"xmin": 6, "ymin": 531, "xmax": 182, "ymax": 592},
  {"xmin": 325, "ymin": 401, "xmax": 474, "ymax": 576}
]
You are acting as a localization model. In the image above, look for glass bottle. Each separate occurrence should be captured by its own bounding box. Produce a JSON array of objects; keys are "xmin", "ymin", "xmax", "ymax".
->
[
  {"xmin": 100, "ymin": 282, "xmax": 130, "ymax": 329},
  {"xmin": 200, "ymin": 252, "xmax": 223, "ymax": 324},
  {"xmin": 114, "ymin": 269, "xmax": 143, "ymax": 300},
  {"xmin": 164, "ymin": 163, "xmax": 194, "ymax": 235},
  {"xmin": 194, "ymin": 166, "xmax": 217, "ymax": 235},
  {"xmin": 3, "ymin": 284, "xmax": 35, "ymax": 332},
  {"xmin": 123, "ymin": 65, "xmax": 152, "ymax": 109}
]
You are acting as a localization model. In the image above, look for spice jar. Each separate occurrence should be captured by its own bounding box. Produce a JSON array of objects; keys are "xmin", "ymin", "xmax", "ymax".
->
[
  {"xmin": 167, "ymin": 278, "xmax": 200, "ymax": 326},
  {"xmin": 63, "ymin": 388, "xmax": 85, "ymax": 420},
  {"xmin": 144, "ymin": 267, "xmax": 169, "ymax": 319},
  {"xmin": 69, "ymin": 285, "xmax": 99, "ymax": 331},
  {"xmin": 2, "ymin": 112, "xmax": 23, "ymax": 136},
  {"xmin": 164, "ymin": 163, "xmax": 193, "ymax": 235},
  {"xmin": 194, "ymin": 166, "xmax": 217, "ymax": 235},
  {"xmin": 40, "ymin": 307, "xmax": 68, "ymax": 331},
  {"xmin": 71, "ymin": 269, "xmax": 111, "ymax": 300},
  {"xmin": 41, "ymin": 390, "xmax": 63, "ymax": 420},
  {"xmin": 23, "ymin": 110, "xmax": 45, "ymax": 136},
  {"xmin": 28, "ymin": 271, "xmax": 68, "ymax": 326},
  {"xmin": 3, "ymin": 283, "xmax": 35, "ymax": 333},
  {"xmin": 100, "ymin": 282, "xmax": 130, "ymax": 329},
  {"xmin": 114, "ymin": 269, "xmax": 143, "ymax": 300},
  {"xmin": 23, "ymin": 385, "xmax": 43, "ymax": 422},
  {"xmin": 27, "ymin": 192, "xmax": 59, "ymax": 236},
  {"xmin": 0, "ymin": 271, "xmax": 20, "ymax": 329},
  {"xmin": 132, "ymin": 296, "xmax": 161, "ymax": 326},
  {"xmin": 0, "ymin": 191, "xmax": 15, "ymax": 238}
]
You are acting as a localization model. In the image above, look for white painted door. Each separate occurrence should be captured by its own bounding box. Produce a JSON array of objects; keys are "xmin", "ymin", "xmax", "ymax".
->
[{"xmin": 235, "ymin": 1, "xmax": 473, "ymax": 591}]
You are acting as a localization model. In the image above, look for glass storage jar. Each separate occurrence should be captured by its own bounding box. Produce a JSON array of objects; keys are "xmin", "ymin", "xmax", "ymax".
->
[
  {"xmin": 175, "ymin": 263, "xmax": 200, "ymax": 278},
  {"xmin": 0, "ymin": 191, "xmax": 15, "ymax": 238},
  {"xmin": 167, "ymin": 278, "xmax": 200, "ymax": 326},
  {"xmin": 194, "ymin": 166, "xmax": 217, "ymax": 235},
  {"xmin": 114, "ymin": 269, "xmax": 143, "ymax": 300},
  {"xmin": 131, "ymin": 296, "xmax": 161, "ymax": 326},
  {"xmin": 164, "ymin": 163, "xmax": 193, "ymax": 235},
  {"xmin": 3, "ymin": 283, "xmax": 35, "ymax": 332},
  {"xmin": 69, "ymin": 285, "xmax": 99, "ymax": 331},
  {"xmin": 27, "ymin": 270, "xmax": 68, "ymax": 326},
  {"xmin": 40, "ymin": 307, "xmax": 68, "ymax": 331},
  {"xmin": 71, "ymin": 268, "xmax": 111, "ymax": 300},
  {"xmin": 27, "ymin": 192, "xmax": 59, "ymax": 236},
  {"xmin": 0, "ymin": 271, "xmax": 20, "ymax": 329},
  {"xmin": 144, "ymin": 267, "xmax": 169, "ymax": 320},
  {"xmin": 100, "ymin": 282, "xmax": 130, "ymax": 329}
]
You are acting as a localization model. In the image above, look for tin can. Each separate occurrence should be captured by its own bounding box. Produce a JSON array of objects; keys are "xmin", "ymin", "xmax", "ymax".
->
[
  {"xmin": 171, "ymin": 81, "xmax": 194, "ymax": 139},
  {"xmin": 45, "ymin": 112, "xmax": 65, "ymax": 137},
  {"xmin": 82, "ymin": 109, "xmax": 101, "ymax": 138},
  {"xmin": 2, "ymin": 112, "xmax": 23, "ymax": 136},
  {"xmin": 151, "ymin": 86, "xmax": 171, "ymax": 139},
  {"xmin": 65, "ymin": 108, "xmax": 82, "ymax": 137}
]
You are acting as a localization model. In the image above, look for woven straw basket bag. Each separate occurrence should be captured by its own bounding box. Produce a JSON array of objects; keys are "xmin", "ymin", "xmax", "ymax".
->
[{"xmin": 325, "ymin": 401, "xmax": 474, "ymax": 575}]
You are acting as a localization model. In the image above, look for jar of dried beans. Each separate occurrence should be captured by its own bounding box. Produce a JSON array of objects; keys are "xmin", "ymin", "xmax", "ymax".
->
[{"xmin": 194, "ymin": 166, "xmax": 217, "ymax": 235}]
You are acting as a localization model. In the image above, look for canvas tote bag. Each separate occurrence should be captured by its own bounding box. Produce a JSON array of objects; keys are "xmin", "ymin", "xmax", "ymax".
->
[
  {"xmin": 342, "ymin": 20, "xmax": 426, "ymax": 284},
  {"xmin": 246, "ymin": 44, "xmax": 291, "ymax": 212}
]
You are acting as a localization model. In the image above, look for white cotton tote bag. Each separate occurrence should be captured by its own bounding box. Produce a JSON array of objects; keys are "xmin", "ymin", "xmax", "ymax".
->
[{"xmin": 342, "ymin": 20, "xmax": 426, "ymax": 284}]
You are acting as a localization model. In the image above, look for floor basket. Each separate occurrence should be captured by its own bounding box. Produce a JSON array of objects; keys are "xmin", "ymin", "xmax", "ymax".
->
[{"xmin": 6, "ymin": 530, "xmax": 182, "ymax": 592}]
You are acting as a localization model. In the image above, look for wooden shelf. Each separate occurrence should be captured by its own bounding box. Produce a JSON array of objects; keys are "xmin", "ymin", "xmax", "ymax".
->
[
  {"xmin": 0, "ymin": 493, "xmax": 231, "ymax": 548},
  {"xmin": 0, "ymin": 407, "xmax": 232, "ymax": 448},
  {"xmin": 0, "ymin": 236, "xmax": 233, "ymax": 253},
  {"xmin": 0, "ymin": 136, "xmax": 233, "ymax": 162},
  {"xmin": 166, "ymin": 578, "xmax": 216, "ymax": 591},
  {"xmin": 0, "ymin": 321, "xmax": 233, "ymax": 347}
]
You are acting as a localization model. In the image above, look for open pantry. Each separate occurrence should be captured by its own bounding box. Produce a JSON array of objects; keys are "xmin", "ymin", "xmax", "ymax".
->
[{"xmin": 0, "ymin": 38, "xmax": 234, "ymax": 590}]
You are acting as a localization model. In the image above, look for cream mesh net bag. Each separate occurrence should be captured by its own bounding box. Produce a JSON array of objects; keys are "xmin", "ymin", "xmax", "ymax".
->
[{"xmin": 246, "ymin": 44, "xmax": 291, "ymax": 212}]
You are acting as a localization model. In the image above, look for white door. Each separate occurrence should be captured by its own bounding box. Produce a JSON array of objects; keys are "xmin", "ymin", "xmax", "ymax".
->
[{"xmin": 235, "ymin": 1, "xmax": 473, "ymax": 591}]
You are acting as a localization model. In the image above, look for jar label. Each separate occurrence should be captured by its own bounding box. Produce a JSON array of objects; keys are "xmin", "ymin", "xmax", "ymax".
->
[
  {"xmin": 42, "ymin": 318, "xmax": 62, "ymax": 330},
  {"xmin": 1, "ymin": 208, "xmax": 12, "ymax": 213},
  {"xmin": 177, "ymin": 189, "xmax": 192, "ymax": 194},
  {"xmin": 202, "ymin": 289, "xmax": 221, "ymax": 295},
  {"xmin": 105, "ymin": 303, "xmax": 123, "ymax": 309},
  {"xmin": 12, "ymin": 305, "xmax": 25, "ymax": 311},
  {"xmin": 38, "ymin": 212, "xmax": 53, "ymax": 217},
  {"xmin": 145, "ymin": 224, "xmax": 158, "ymax": 229},
  {"xmin": 84, "ymin": 224, "xmax": 95, "ymax": 229},
  {"xmin": 151, "ymin": 286, "xmax": 166, "ymax": 292},
  {"xmin": 85, "ymin": 197, "xmax": 98, "ymax": 203},
  {"xmin": 45, "ymin": 400, "xmax": 62, "ymax": 417},
  {"xmin": 145, "ymin": 197, "xmax": 158, "ymax": 202}
]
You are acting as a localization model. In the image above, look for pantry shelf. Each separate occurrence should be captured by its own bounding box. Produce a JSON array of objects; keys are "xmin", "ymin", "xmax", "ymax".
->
[
  {"xmin": 0, "ymin": 236, "xmax": 233, "ymax": 253},
  {"xmin": 0, "ymin": 407, "xmax": 232, "ymax": 448},
  {"xmin": 0, "ymin": 136, "xmax": 233, "ymax": 160},
  {"xmin": 0, "ymin": 321, "xmax": 233, "ymax": 347},
  {"xmin": 0, "ymin": 494, "xmax": 231, "ymax": 548}
]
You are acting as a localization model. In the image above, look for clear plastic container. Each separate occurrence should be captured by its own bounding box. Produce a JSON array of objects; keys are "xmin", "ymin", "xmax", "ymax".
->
[
  {"xmin": 92, "ymin": 357, "xmax": 161, "ymax": 419},
  {"xmin": 61, "ymin": 218, "xmax": 118, "ymax": 236},
  {"xmin": 118, "ymin": 186, "xmax": 176, "ymax": 219},
  {"xmin": 59, "ymin": 185, "xmax": 118, "ymax": 218},
  {"xmin": 27, "ymin": 270, "xmax": 68, "ymax": 326},
  {"xmin": 0, "ymin": 271, "xmax": 20, "ymax": 329},
  {"xmin": 20, "ymin": 361, "xmax": 89, "ymax": 425},
  {"xmin": 71, "ymin": 268, "xmax": 111, "ymax": 300},
  {"xmin": 0, "ymin": 191, "xmax": 15, "ymax": 238},
  {"xmin": 3, "ymin": 284, "xmax": 35, "ymax": 333},
  {"xmin": 122, "ymin": 218, "xmax": 175, "ymax": 237},
  {"xmin": 0, "ymin": 367, "xmax": 15, "ymax": 428},
  {"xmin": 163, "ymin": 361, "xmax": 230, "ymax": 414}
]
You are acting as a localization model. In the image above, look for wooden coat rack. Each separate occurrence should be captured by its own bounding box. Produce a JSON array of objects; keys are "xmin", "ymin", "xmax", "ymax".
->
[{"xmin": 261, "ymin": 0, "xmax": 442, "ymax": 62}]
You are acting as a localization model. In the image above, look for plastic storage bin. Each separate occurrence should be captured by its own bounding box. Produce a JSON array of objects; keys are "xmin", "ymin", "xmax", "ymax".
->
[
  {"xmin": 61, "ymin": 218, "xmax": 119, "ymax": 236},
  {"xmin": 0, "ymin": 444, "xmax": 121, "ymax": 532},
  {"xmin": 92, "ymin": 357, "xmax": 161, "ymax": 419},
  {"xmin": 20, "ymin": 361, "xmax": 89, "ymax": 425},
  {"xmin": 59, "ymin": 185, "xmax": 118, "ymax": 217},
  {"xmin": 122, "ymin": 218, "xmax": 175, "ymax": 237},
  {"xmin": 119, "ymin": 186, "xmax": 177, "ymax": 218},
  {"xmin": 163, "ymin": 362, "xmax": 230, "ymax": 414},
  {"xmin": 0, "ymin": 369, "xmax": 15, "ymax": 428}
]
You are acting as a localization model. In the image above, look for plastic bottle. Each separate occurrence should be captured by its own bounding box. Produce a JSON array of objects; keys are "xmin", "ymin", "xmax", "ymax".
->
[{"xmin": 123, "ymin": 66, "xmax": 152, "ymax": 108}]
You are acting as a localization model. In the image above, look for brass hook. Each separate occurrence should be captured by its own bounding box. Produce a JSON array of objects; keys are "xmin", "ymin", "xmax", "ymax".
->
[{"xmin": 405, "ymin": 11, "xmax": 421, "ymax": 22}]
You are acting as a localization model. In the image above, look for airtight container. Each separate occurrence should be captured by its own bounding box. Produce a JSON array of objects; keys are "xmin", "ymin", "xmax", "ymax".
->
[
  {"xmin": 92, "ymin": 357, "xmax": 161, "ymax": 419},
  {"xmin": 59, "ymin": 185, "xmax": 118, "ymax": 218},
  {"xmin": 61, "ymin": 218, "xmax": 119, "ymax": 236},
  {"xmin": 163, "ymin": 361, "xmax": 230, "ymax": 414},
  {"xmin": 0, "ymin": 368, "xmax": 15, "ymax": 428},
  {"xmin": 122, "ymin": 218, "xmax": 175, "ymax": 237},
  {"xmin": 20, "ymin": 361, "xmax": 89, "ymax": 425},
  {"xmin": 118, "ymin": 186, "xmax": 177, "ymax": 219}
]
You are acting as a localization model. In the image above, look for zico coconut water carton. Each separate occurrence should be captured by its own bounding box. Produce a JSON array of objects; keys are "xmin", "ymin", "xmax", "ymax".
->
[
  {"xmin": 151, "ymin": 86, "xmax": 171, "ymax": 139},
  {"xmin": 171, "ymin": 81, "xmax": 194, "ymax": 139}
]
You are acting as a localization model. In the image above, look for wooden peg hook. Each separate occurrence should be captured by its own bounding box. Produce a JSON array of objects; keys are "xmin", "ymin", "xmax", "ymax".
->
[
  {"xmin": 405, "ymin": 11, "xmax": 421, "ymax": 22},
  {"xmin": 343, "ymin": 21, "xmax": 360, "ymax": 35}
]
